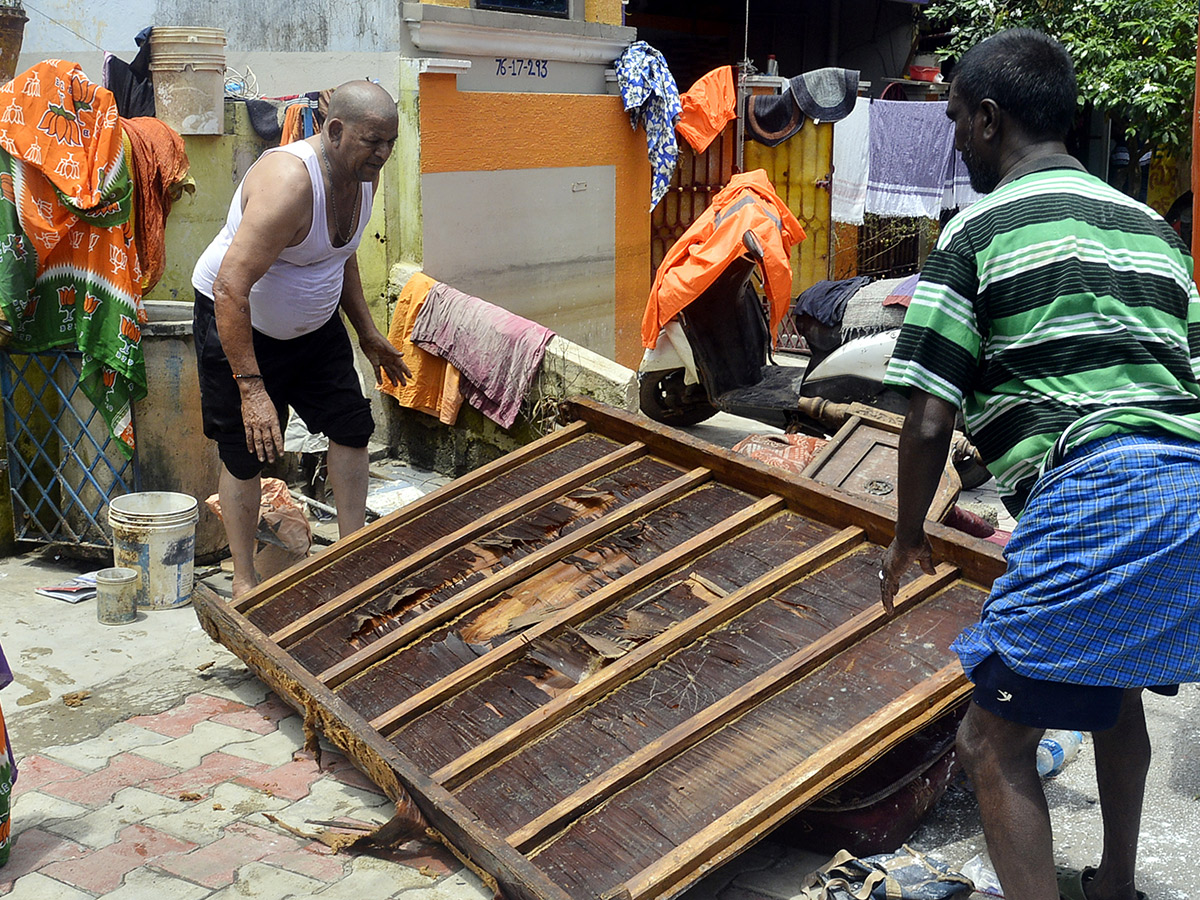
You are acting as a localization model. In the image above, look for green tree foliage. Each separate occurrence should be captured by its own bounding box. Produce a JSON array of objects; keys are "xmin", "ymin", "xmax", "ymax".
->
[{"xmin": 921, "ymin": 0, "xmax": 1198, "ymax": 151}]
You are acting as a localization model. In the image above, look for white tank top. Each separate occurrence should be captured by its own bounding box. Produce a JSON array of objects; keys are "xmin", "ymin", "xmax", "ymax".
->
[{"xmin": 191, "ymin": 141, "xmax": 374, "ymax": 340}]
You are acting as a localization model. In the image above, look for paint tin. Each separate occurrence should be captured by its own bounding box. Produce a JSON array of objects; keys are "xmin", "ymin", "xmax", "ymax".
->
[{"xmin": 95, "ymin": 567, "xmax": 139, "ymax": 625}]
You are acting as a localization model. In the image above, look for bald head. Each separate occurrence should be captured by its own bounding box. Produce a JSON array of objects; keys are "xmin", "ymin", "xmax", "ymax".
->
[{"xmin": 326, "ymin": 80, "xmax": 398, "ymax": 129}]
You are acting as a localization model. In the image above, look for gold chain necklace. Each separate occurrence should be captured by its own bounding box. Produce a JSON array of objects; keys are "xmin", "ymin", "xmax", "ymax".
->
[{"xmin": 319, "ymin": 137, "xmax": 360, "ymax": 245}]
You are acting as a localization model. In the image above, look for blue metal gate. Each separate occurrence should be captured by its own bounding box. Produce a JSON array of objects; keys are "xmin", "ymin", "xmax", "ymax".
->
[{"xmin": 0, "ymin": 350, "xmax": 140, "ymax": 548}]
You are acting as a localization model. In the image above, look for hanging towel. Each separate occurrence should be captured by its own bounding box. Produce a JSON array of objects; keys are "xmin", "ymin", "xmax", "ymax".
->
[
  {"xmin": 942, "ymin": 147, "xmax": 982, "ymax": 211},
  {"xmin": 121, "ymin": 116, "xmax": 192, "ymax": 292},
  {"xmin": 676, "ymin": 65, "xmax": 735, "ymax": 154},
  {"xmin": 411, "ymin": 283, "xmax": 555, "ymax": 430},
  {"xmin": 831, "ymin": 99, "xmax": 870, "ymax": 224},
  {"xmin": 865, "ymin": 99, "xmax": 955, "ymax": 219},
  {"xmin": 615, "ymin": 41, "xmax": 682, "ymax": 211},
  {"xmin": 381, "ymin": 271, "xmax": 464, "ymax": 425},
  {"xmin": 0, "ymin": 60, "xmax": 146, "ymax": 455}
]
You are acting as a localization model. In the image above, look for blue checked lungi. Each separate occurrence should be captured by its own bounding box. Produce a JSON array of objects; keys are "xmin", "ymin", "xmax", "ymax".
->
[{"xmin": 952, "ymin": 433, "xmax": 1200, "ymax": 688}]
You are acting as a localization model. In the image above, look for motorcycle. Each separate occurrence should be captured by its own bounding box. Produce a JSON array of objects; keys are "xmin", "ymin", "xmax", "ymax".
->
[
  {"xmin": 638, "ymin": 231, "xmax": 992, "ymax": 489},
  {"xmin": 639, "ymin": 231, "xmax": 909, "ymax": 434}
]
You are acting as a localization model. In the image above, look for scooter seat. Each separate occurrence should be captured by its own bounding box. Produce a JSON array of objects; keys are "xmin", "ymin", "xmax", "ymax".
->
[{"xmin": 713, "ymin": 364, "xmax": 807, "ymax": 430}]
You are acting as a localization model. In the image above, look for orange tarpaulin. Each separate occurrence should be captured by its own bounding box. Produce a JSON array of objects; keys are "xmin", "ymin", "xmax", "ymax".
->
[
  {"xmin": 642, "ymin": 169, "xmax": 805, "ymax": 348},
  {"xmin": 676, "ymin": 66, "xmax": 736, "ymax": 154}
]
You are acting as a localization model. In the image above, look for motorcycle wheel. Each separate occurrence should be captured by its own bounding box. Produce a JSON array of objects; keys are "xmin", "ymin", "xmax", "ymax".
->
[{"xmin": 639, "ymin": 369, "xmax": 718, "ymax": 427}]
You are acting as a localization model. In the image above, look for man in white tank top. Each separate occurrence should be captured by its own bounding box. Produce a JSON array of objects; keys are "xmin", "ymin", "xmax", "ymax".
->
[{"xmin": 191, "ymin": 80, "xmax": 411, "ymax": 600}]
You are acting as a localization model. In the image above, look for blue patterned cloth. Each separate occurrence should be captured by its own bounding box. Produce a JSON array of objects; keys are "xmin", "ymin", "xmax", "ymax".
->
[
  {"xmin": 615, "ymin": 41, "xmax": 681, "ymax": 211},
  {"xmin": 953, "ymin": 433, "xmax": 1200, "ymax": 688}
]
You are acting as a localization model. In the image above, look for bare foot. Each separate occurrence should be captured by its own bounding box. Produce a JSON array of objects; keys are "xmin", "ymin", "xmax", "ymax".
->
[{"xmin": 230, "ymin": 574, "xmax": 259, "ymax": 602}]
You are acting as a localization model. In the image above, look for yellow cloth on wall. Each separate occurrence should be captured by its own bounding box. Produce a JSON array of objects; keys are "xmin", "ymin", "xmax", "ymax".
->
[{"xmin": 380, "ymin": 271, "xmax": 464, "ymax": 425}]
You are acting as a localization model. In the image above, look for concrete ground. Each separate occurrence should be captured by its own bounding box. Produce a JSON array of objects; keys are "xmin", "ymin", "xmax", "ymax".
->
[{"xmin": 0, "ymin": 432, "xmax": 1196, "ymax": 899}]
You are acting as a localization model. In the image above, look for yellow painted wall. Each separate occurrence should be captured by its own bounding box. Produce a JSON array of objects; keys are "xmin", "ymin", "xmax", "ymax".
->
[
  {"xmin": 418, "ymin": 73, "xmax": 650, "ymax": 367},
  {"xmin": 744, "ymin": 120, "xmax": 834, "ymax": 294}
]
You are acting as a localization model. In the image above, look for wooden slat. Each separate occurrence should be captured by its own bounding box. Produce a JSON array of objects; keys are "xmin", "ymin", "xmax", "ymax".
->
[
  {"xmin": 191, "ymin": 584, "xmax": 576, "ymax": 900},
  {"xmin": 232, "ymin": 420, "xmax": 591, "ymax": 614},
  {"xmin": 506, "ymin": 562, "xmax": 960, "ymax": 851},
  {"xmin": 564, "ymin": 398, "xmax": 1008, "ymax": 587},
  {"xmin": 435, "ymin": 526, "xmax": 867, "ymax": 789},
  {"xmin": 617, "ymin": 663, "xmax": 971, "ymax": 900},
  {"xmin": 368, "ymin": 494, "xmax": 787, "ymax": 734},
  {"xmin": 319, "ymin": 466, "xmax": 713, "ymax": 689},
  {"xmin": 270, "ymin": 440, "xmax": 649, "ymax": 646}
]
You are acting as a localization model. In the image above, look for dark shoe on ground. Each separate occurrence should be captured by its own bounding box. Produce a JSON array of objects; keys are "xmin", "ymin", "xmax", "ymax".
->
[{"xmin": 1057, "ymin": 866, "xmax": 1148, "ymax": 900}]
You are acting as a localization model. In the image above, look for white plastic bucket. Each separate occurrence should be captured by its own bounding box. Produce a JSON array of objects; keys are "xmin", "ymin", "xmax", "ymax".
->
[
  {"xmin": 108, "ymin": 492, "xmax": 200, "ymax": 610},
  {"xmin": 149, "ymin": 27, "xmax": 226, "ymax": 135},
  {"xmin": 95, "ymin": 566, "xmax": 139, "ymax": 625}
]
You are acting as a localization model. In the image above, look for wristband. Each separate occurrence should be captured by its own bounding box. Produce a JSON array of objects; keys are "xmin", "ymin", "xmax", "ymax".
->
[{"xmin": 233, "ymin": 373, "xmax": 263, "ymax": 381}]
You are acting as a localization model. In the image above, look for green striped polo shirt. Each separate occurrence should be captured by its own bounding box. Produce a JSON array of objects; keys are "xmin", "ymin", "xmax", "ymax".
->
[{"xmin": 884, "ymin": 159, "xmax": 1200, "ymax": 516}]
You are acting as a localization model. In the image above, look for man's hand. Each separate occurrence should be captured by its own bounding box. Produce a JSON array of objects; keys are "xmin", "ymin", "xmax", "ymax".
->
[
  {"xmin": 879, "ymin": 533, "xmax": 936, "ymax": 614},
  {"xmin": 239, "ymin": 380, "xmax": 284, "ymax": 463},
  {"xmin": 360, "ymin": 329, "xmax": 412, "ymax": 388}
]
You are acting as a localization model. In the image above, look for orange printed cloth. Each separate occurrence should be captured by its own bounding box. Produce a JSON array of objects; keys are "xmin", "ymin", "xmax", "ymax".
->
[
  {"xmin": 120, "ymin": 116, "xmax": 191, "ymax": 292},
  {"xmin": 676, "ymin": 66, "xmax": 736, "ymax": 154},
  {"xmin": 642, "ymin": 169, "xmax": 805, "ymax": 348},
  {"xmin": 730, "ymin": 433, "xmax": 827, "ymax": 476},
  {"xmin": 0, "ymin": 60, "xmax": 145, "ymax": 455},
  {"xmin": 381, "ymin": 271, "xmax": 464, "ymax": 424}
]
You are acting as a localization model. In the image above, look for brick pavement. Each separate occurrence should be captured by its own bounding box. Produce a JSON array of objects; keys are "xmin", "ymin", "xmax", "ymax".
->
[{"xmin": 2, "ymin": 690, "xmax": 489, "ymax": 899}]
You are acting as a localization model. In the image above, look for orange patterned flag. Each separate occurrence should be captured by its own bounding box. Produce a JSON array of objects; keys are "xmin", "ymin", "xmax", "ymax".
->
[{"xmin": 0, "ymin": 60, "xmax": 145, "ymax": 455}]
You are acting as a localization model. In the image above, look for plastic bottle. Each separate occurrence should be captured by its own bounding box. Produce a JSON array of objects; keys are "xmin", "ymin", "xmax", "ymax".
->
[
  {"xmin": 1036, "ymin": 730, "xmax": 1084, "ymax": 777},
  {"xmin": 766, "ymin": 54, "xmax": 779, "ymax": 76}
]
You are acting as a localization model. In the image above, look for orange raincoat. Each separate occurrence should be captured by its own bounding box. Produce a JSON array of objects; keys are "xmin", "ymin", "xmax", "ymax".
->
[{"xmin": 642, "ymin": 169, "xmax": 805, "ymax": 348}]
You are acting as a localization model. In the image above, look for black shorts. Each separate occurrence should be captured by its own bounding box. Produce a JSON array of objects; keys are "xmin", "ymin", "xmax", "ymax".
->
[
  {"xmin": 193, "ymin": 290, "xmax": 374, "ymax": 480},
  {"xmin": 970, "ymin": 653, "xmax": 1179, "ymax": 732}
]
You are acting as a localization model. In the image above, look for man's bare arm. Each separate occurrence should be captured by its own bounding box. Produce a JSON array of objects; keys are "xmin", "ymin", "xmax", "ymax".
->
[
  {"xmin": 210, "ymin": 153, "xmax": 312, "ymax": 464},
  {"xmin": 879, "ymin": 389, "xmax": 958, "ymax": 611},
  {"xmin": 338, "ymin": 253, "xmax": 411, "ymax": 388}
]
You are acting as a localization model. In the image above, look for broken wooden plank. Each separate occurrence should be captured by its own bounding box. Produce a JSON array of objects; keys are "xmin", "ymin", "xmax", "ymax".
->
[
  {"xmin": 317, "ymin": 466, "xmax": 712, "ymax": 688},
  {"xmin": 269, "ymin": 440, "xmax": 649, "ymax": 644},
  {"xmin": 505, "ymin": 563, "xmax": 959, "ymax": 851},
  {"xmin": 434, "ymin": 526, "xmax": 866, "ymax": 789},
  {"xmin": 232, "ymin": 419, "xmax": 590, "ymax": 614},
  {"xmin": 367, "ymin": 494, "xmax": 787, "ymax": 734}
]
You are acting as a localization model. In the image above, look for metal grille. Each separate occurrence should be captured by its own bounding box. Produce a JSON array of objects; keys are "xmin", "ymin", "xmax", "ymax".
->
[{"xmin": 1, "ymin": 350, "xmax": 138, "ymax": 548}]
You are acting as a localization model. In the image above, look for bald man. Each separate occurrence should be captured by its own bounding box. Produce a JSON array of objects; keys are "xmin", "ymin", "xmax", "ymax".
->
[{"xmin": 192, "ymin": 80, "xmax": 411, "ymax": 599}]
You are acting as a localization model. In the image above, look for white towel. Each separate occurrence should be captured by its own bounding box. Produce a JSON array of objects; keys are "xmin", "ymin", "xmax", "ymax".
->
[
  {"xmin": 942, "ymin": 148, "xmax": 982, "ymax": 211},
  {"xmin": 831, "ymin": 99, "xmax": 869, "ymax": 225},
  {"xmin": 865, "ymin": 100, "xmax": 955, "ymax": 219}
]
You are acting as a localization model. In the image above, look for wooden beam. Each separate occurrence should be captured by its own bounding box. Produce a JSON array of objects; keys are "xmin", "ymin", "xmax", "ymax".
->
[
  {"xmin": 563, "ymin": 398, "xmax": 1007, "ymax": 588},
  {"xmin": 616, "ymin": 664, "xmax": 971, "ymax": 900},
  {"xmin": 270, "ymin": 440, "xmax": 649, "ymax": 646},
  {"xmin": 232, "ymin": 420, "xmax": 590, "ymax": 614},
  {"xmin": 434, "ymin": 526, "xmax": 867, "ymax": 789},
  {"xmin": 191, "ymin": 583, "xmax": 576, "ymax": 900},
  {"xmin": 506, "ymin": 563, "xmax": 960, "ymax": 852},
  {"xmin": 318, "ymin": 466, "xmax": 713, "ymax": 689},
  {"xmin": 368, "ymin": 494, "xmax": 787, "ymax": 734}
]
